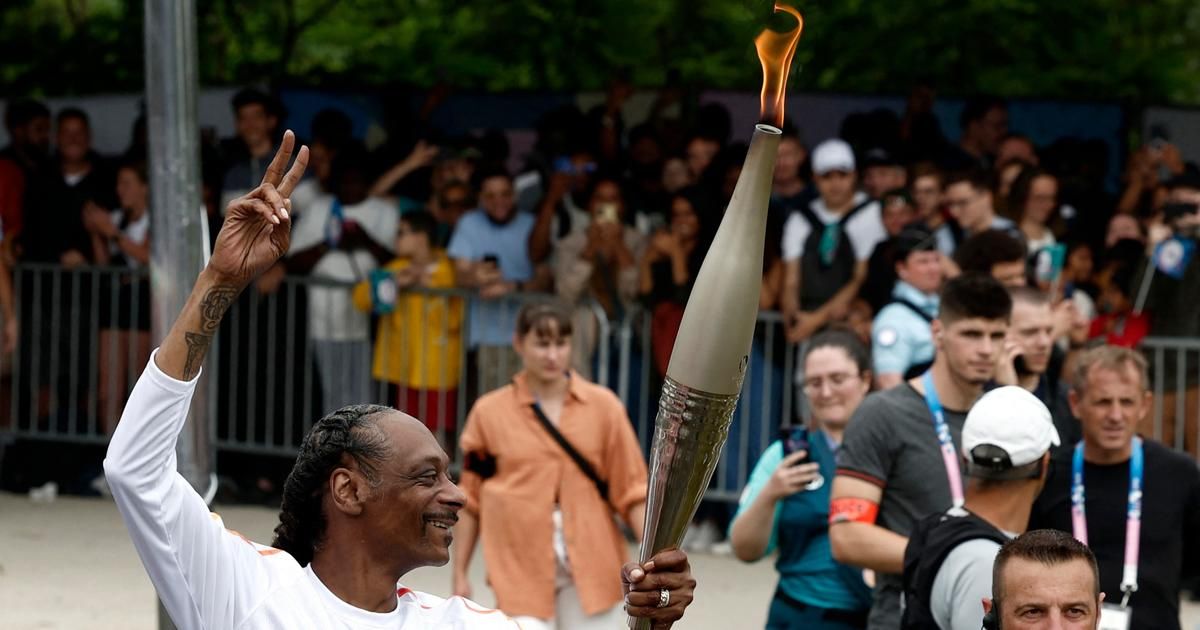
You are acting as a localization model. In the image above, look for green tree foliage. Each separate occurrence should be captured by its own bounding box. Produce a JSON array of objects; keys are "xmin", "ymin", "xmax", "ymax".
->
[{"xmin": 2, "ymin": 0, "xmax": 1199, "ymax": 104}]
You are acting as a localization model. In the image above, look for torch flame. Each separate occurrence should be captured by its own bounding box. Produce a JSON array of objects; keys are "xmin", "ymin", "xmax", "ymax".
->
[{"xmin": 755, "ymin": 3, "xmax": 803, "ymax": 128}]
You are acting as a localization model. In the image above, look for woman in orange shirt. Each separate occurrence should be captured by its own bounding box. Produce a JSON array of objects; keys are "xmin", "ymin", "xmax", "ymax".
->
[{"xmin": 453, "ymin": 302, "xmax": 650, "ymax": 629}]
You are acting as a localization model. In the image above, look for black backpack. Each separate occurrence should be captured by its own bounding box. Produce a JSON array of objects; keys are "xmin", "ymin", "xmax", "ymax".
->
[
  {"xmin": 797, "ymin": 198, "xmax": 873, "ymax": 310},
  {"xmin": 900, "ymin": 509, "xmax": 1010, "ymax": 630}
]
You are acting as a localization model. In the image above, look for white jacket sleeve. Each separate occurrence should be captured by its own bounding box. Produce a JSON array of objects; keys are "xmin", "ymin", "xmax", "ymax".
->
[{"xmin": 104, "ymin": 351, "xmax": 272, "ymax": 630}]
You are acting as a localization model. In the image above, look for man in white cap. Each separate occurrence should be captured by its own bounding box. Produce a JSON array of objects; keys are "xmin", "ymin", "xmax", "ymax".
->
[
  {"xmin": 780, "ymin": 138, "xmax": 885, "ymax": 342},
  {"xmin": 899, "ymin": 386, "xmax": 1060, "ymax": 630}
]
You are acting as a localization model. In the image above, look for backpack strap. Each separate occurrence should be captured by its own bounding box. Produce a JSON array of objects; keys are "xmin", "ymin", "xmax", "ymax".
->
[{"xmin": 891, "ymin": 297, "xmax": 935, "ymax": 323}]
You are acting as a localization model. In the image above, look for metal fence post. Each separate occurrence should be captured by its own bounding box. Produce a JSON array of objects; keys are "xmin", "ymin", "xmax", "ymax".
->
[{"xmin": 145, "ymin": 0, "xmax": 208, "ymax": 627}]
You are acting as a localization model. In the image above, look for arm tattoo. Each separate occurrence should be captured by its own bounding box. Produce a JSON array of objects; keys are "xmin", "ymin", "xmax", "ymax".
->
[{"xmin": 182, "ymin": 285, "xmax": 239, "ymax": 379}]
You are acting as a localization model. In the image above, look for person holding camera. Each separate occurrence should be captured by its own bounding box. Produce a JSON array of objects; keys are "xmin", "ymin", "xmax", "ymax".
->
[
  {"xmin": 551, "ymin": 176, "xmax": 643, "ymax": 377},
  {"xmin": 1138, "ymin": 172, "xmax": 1200, "ymax": 455},
  {"xmin": 900, "ymin": 386, "xmax": 1059, "ymax": 630},
  {"xmin": 729, "ymin": 329, "xmax": 872, "ymax": 629}
]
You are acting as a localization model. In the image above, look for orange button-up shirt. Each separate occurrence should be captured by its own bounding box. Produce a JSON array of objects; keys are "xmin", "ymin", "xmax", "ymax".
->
[{"xmin": 459, "ymin": 371, "xmax": 648, "ymax": 620}]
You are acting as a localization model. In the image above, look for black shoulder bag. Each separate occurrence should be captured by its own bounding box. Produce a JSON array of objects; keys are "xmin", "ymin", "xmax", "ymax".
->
[{"xmin": 529, "ymin": 403, "xmax": 610, "ymax": 501}]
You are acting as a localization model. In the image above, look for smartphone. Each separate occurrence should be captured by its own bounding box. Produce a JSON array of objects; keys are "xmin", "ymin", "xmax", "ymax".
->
[
  {"xmin": 779, "ymin": 426, "xmax": 813, "ymax": 466},
  {"xmin": 482, "ymin": 254, "xmax": 499, "ymax": 267},
  {"xmin": 1013, "ymin": 355, "xmax": 1032, "ymax": 377},
  {"xmin": 595, "ymin": 202, "xmax": 619, "ymax": 224}
]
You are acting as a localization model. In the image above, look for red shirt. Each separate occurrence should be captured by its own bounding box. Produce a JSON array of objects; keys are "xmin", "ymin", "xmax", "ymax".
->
[{"xmin": 1088, "ymin": 312, "xmax": 1150, "ymax": 348}]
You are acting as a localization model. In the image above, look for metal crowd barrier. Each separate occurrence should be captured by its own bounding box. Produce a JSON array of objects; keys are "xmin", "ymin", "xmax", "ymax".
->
[{"xmin": 5, "ymin": 264, "xmax": 1197, "ymax": 502}]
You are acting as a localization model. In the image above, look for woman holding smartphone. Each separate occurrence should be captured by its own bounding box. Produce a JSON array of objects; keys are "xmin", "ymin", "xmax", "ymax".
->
[{"xmin": 729, "ymin": 328, "xmax": 873, "ymax": 629}]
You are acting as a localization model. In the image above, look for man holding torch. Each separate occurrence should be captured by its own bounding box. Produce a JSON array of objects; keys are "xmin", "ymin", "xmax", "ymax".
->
[{"xmin": 105, "ymin": 132, "xmax": 696, "ymax": 630}]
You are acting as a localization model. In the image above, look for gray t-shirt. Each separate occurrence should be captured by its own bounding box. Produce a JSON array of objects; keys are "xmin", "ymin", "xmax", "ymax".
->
[
  {"xmin": 930, "ymin": 536, "xmax": 1010, "ymax": 630},
  {"xmin": 837, "ymin": 383, "xmax": 968, "ymax": 630}
]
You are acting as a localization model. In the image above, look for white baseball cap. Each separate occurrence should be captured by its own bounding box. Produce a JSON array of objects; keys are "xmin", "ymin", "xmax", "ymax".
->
[
  {"xmin": 962, "ymin": 386, "xmax": 1060, "ymax": 477},
  {"xmin": 811, "ymin": 139, "xmax": 856, "ymax": 175}
]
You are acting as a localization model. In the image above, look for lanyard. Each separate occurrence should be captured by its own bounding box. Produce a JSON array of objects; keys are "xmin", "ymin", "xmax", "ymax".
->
[
  {"xmin": 921, "ymin": 372, "xmax": 965, "ymax": 509},
  {"xmin": 1072, "ymin": 437, "xmax": 1143, "ymax": 605}
]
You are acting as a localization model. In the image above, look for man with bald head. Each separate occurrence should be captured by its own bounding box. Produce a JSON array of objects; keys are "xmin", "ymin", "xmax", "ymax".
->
[{"xmin": 105, "ymin": 133, "xmax": 696, "ymax": 629}]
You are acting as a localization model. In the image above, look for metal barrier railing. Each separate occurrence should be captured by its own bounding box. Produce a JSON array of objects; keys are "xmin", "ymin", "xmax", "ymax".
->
[
  {"xmin": 1141, "ymin": 336, "xmax": 1200, "ymax": 458},
  {"xmin": 6, "ymin": 264, "xmax": 1198, "ymax": 501}
]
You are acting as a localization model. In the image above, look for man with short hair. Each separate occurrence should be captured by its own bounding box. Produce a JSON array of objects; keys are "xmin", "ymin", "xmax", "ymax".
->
[
  {"xmin": 861, "ymin": 147, "xmax": 908, "ymax": 200},
  {"xmin": 448, "ymin": 167, "xmax": 539, "ymax": 393},
  {"xmin": 942, "ymin": 96, "xmax": 1008, "ymax": 172},
  {"xmin": 1029, "ymin": 345, "xmax": 1200, "ymax": 630},
  {"xmin": 900, "ymin": 386, "xmax": 1059, "ymax": 630},
  {"xmin": 220, "ymin": 88, "xmax": 282, "ymax": 209},
  {"xmin": 781, "ymin": 138, "xmax": 886, "ymax": 341},
  {"xmin": 984, "ymin": 529, "xmax": 1103, "ymax": 630},
  {"xmin": 829, "ymin": 273, "xmax": 1013, "ymax": 629},
  {"xmin": 955, "ymin": 229, "xmax": 1028, "ymax": 288},
  {"xmin": 0, "ymin": 98, "xmax": 51, "ymax": 238},
  {"xmin": 938, "ymin": 168, "xmax": 1017, "ymax": 257},
  {"xmin": 871, "ymin": 223, "xmax": 943, "ymax": 389},
  {"xmin": 993, "ymin": 287, "xmax": 1078, "ymax": 450},
  {"xmin": 105, "ymin": 133, "xmax": 696, "ymax": 630}
]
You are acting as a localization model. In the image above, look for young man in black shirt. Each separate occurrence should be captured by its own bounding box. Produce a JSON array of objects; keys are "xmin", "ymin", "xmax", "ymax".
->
[{"xmin": 1029, "ymin": 345, "xmax": 1200, "ymax": 630}]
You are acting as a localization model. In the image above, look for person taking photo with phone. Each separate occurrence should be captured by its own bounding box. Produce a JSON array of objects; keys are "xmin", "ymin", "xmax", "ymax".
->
[{"xmin": 729, "ymin": 329, "xmax": 873, "ymax": 629}]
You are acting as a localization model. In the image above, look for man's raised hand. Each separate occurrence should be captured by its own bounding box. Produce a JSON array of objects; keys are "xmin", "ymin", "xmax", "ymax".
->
[{"xmin": 208, "ymin": 130, "xmax": 309, "ymax": 287}]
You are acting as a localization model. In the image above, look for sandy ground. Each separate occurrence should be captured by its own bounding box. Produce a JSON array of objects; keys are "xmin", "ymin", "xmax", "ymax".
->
[{"xmin": 1, "ymin": 491, "xmax": 1196, "ymax": 629}]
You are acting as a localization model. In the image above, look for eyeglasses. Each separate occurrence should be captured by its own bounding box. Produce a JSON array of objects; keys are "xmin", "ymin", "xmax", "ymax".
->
[
  {"xmin": 802, "ymin": 372, "xmax": 860, "ymax": 392},
  {"xmin": 943, "ymin": 194, "xmax": 979, "ymax": 210}
]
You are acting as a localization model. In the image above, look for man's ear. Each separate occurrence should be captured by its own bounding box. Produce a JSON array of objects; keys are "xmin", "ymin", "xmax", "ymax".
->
[
  {"xmin": 1067, "ymin": 387, "xmax": 1082, "ymax": 419},
  {"xmin": 329, "ymin": 467, "xmax": 366, "ymax": 516},
  {"xmin": 982, "ymin": 597, "xmax": 993, "ymax": 615}
]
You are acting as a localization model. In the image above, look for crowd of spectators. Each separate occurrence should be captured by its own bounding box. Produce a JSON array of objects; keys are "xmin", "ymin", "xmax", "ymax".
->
[{"xmin": 4, "ymin": 81, "xmax": 1200, "ymax": 627}]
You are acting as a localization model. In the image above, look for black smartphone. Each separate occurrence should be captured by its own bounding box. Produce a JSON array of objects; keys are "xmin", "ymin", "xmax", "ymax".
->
[
  {"xmin": 1013, "ymin": 355, "xmax": 1032, "ymax": 377},
  {"xmin": 482, "ymin": 254, "xmax": 499, "ymax": 267},
  {"xmin": 779, "ymin": 426, "xmax": 813, "ymax": 466}
]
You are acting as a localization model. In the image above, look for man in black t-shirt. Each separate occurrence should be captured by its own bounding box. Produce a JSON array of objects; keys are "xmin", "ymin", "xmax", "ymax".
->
[{"xmin": 1029, "ymin": 345, "xmax": 1200, "ymax": 630}]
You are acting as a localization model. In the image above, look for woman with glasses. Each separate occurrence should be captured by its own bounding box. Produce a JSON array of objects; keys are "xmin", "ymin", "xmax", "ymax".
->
[{"xmin": 729, "ymin": 328, "xmax": 873, "ymax": 629}]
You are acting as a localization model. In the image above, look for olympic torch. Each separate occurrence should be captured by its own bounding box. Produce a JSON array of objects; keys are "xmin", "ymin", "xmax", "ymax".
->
[{"xmin": 631, "ymin": 5, "xmax": 802, "ymax": 629}]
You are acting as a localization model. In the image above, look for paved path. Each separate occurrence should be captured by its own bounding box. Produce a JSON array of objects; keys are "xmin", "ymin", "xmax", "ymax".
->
[{"xmin": 1, "ymin": 492, "xmax": 1195, "ymax": 629}]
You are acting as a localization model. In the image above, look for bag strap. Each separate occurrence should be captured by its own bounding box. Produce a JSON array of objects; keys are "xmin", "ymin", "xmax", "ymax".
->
[
  {"xmin": 530, "ymin": 403, "xmax": 609, "ymax": 501},
  {"xmin": 840, "ymin": 197, "xmax": 873, "ymax": 225},
  {"xmin": 892, "ymin": 297, "xmax": 935, "ymax": 323}
]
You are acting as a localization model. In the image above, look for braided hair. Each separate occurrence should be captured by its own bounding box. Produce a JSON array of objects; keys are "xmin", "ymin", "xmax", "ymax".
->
[{"xmin": 271, "ymin": 404, "xmax": 392, "ymax": 566}]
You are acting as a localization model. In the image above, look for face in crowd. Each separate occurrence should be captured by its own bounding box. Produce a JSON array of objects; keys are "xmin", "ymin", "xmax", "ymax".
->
[
  {"xmin": 56, "ymin": 114, "xmax": 91, "ymax": 164},
  {"xmin": 991, "ymin": 555, "xmax": 1101, "ymax": 629},
  {"xmin": 236, "ymin": 101, "xmax": 277, "ymax": 150},
  {"xmin": 815, "ymin": 169, "xmax": 857, "ymax": 210},
  {"xmin": 1068, "ymin": 360, "xmax": 1150, "ymax": 458},
  {"xmin": 944, "ymin": 180, "xmax": 994, "ymax": 233},
  {"xmin": 896, "ymin": 250, "xmax": 943, "ymax": 296},
  {"xmin": 802, "ymin": 345, "xmax": 869, "ymax": 432},
  {"xmin": 934, "ymin": 314, "xmax": 1008, "ymax": 387},
  {"xmin": 513, "ymin": 318, "xmax": 572, "ymax": 383},
  {"xmin": 479, "ymin": 175, "xmax": 516, "ymax": 224},
  {"xmin": 1008, "ymin": 299, "xmax": 1054, "ymax": 376},
  {"xmin": 773, "ymin": 137, "xmax": 805, "ymax": 187}
]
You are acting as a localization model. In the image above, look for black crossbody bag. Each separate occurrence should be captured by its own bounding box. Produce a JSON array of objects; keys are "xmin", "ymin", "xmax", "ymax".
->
[{"xmin": 529, "ymin": 403, "xmax": 610, "ymax": 501}]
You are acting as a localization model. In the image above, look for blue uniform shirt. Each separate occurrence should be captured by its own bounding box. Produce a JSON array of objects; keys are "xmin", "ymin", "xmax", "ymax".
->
[
  {"xmin": 871, "ymin": 281, "xmax": 939, "ymax": 377},
  {"xmin": 732, "ymin": 432, "xmax": 872, "ymax": 612}
]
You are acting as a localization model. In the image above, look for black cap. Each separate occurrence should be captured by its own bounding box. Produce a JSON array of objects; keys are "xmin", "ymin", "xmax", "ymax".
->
[
  {"xmin": 862, "ymin": 147, "xmax": 903, "ymax": 169},
  {"xmin": 881, "ymin": 187, "xmax": 913, "ymax": 208},
  {"xmin": 892, "ymin": 221, "xmax": 938, "ymax": 262}
]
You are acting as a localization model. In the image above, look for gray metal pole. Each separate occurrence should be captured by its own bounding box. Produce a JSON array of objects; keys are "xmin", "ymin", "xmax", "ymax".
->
[{"xmin": 144, "ymin": 1, "xmax": 210, "ymax": 627}]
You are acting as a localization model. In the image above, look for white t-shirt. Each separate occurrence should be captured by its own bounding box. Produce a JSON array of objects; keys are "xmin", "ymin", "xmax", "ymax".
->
[
  {"xmin": 104, "ymin": 353, "xmax": 521, "ymax": 630},
  {"xmin": 108, "ymin": 209, "xmax": 151, "ymax": 268},
  {"xmin": 290, "ymin": 195, "xmax": 398, "ymax": 341},
  {"xmin": 781, "ymin": 191, "xmax": 885, "ymax": 262}
]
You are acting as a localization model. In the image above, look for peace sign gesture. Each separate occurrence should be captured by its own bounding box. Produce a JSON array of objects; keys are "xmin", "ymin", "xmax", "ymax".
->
[{"xmin": 208, "ymin": 130, "xmax": 309, "ymax": 287}]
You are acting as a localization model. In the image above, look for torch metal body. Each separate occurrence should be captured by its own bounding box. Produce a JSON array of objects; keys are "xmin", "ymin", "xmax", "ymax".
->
[{"xmin": 631, "ymin": 125, "xmax": 781, "ymax": 629}]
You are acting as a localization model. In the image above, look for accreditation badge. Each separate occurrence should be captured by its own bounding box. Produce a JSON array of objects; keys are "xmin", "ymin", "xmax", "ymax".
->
[{"xmin": 1098, "ymin": 604, "xmax": 1131, "ymax": 630}]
